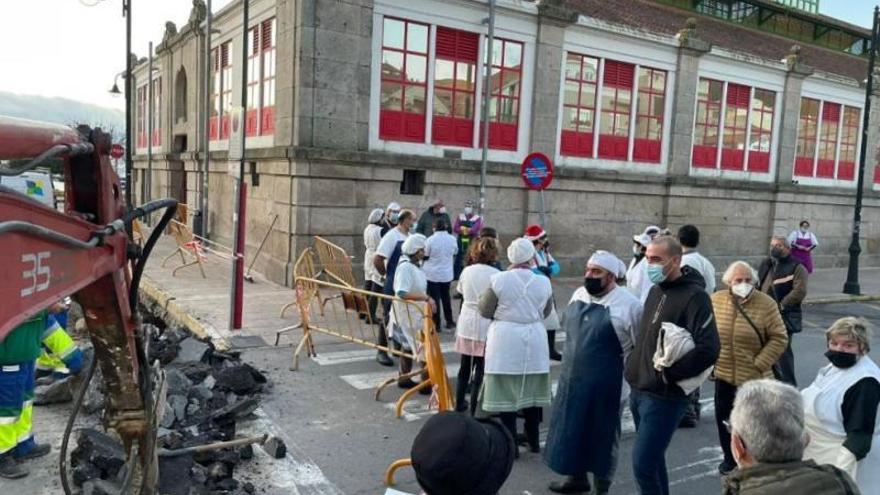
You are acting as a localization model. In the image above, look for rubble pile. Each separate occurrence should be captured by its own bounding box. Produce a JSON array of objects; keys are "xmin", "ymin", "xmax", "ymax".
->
[{"xmin": 71, "ymin": 324, "xmax": 278, "ymax": 494}]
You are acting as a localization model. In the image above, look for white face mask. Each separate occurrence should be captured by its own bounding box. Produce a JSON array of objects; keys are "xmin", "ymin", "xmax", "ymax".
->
[
  {"xmin": 438, "ymin": 206, "xmax": 447, "ymax": 214},
  {"xmin": 800, "ymin": 227, "xmax": 808, "ymax": 234},
  {"xmin": 464, "ymin": 207, "xmax": 473, "ymax": 215},
  {"xmin": 731, "ymin": 282, "xmax": 753, "ymax": 299}
]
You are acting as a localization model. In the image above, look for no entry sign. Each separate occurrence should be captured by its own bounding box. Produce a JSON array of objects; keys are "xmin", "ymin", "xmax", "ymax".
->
[
  {"xmin": 110, "ymin": 143, "xmax": 124, "ymax": 159},
  {"xmin": 521, "ymin": 152, "xmax": 554, "ymax": 191}
]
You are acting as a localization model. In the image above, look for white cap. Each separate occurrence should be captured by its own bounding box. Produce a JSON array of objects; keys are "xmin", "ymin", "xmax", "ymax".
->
[
  {"xmin": 387, "ymin": 202, "xmax": 401, "ymax": 212},
  {"xmin": 368, "ymin": 208, "xmax": 384, "ymax": 224},
  {"xmin": 507, "ymin": 237, "xmax": 537, "ymax": 265},
  {"xmin": 588, "ymin": 250, "xmax": 627, "ymax": 280},
  {"xmin": 402, "ymin": 234, "xmax": 427, "ymax": 255},
  {"xmin": 633, "ymin": 233, "xmax": 652, "ymax": 247}
]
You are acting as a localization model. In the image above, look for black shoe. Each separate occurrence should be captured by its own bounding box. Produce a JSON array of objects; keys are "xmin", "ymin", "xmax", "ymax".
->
[
  {"xmin": 718, "ymin": 460, "xmax": 736, "ymax": 476},
  {"xmin": 445, "ymin": 321, "xmax": 456, "ymax": 329},
  {"xmin": 0, "ymin": 456, "xmax": 28, "ymax": 479},
  {"xmin": 14, "ymin": 443, "xmax": 50, "ymax": 461},
  {"xmin": 455, "ymin": 400, "xmax": 469, "ymax": 413},
  {"xmin": 549, "ymin": 349, "xmax": 563, "ymax": 361},
  {"xmin": 398, "ymin": 378, "xmax": 418, "ymax": 389},
  {"xmin": 678, "ymin": 415, "xmax": 698, "ymax": 428},
  {"xmin": 418, "ymin": 384, "xmax": 433, "ymax": 396},
  {"xmin": 376, "ymin": 351, "xmax": 394, "ymax": 367},
  {"xmin": 548, "ymin": 476, "xmax": 591, "ymax": 494},
  {"xmin": 515, "ymin": 433, "xmax": 528, "ymax": 446}
]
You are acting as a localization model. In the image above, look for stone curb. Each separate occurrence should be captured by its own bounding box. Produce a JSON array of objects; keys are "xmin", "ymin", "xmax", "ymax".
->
[
  {"xmin": 804, "ymin": 294, "xmax": 880, "ymax": 306},
  {"xmin": 138, "ymin": 275, "xmax": 231, "ymax": 351}
]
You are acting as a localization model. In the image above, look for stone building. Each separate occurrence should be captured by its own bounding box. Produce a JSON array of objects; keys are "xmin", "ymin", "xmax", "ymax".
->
[{"xmin": 131, "ymin": 0, "xmax": 880, "ymax": 286}]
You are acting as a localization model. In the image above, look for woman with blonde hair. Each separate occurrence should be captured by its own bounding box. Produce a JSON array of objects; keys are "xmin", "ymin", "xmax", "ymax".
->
[
  {"xmin": 710, "ymin": 260, "xmax": 788, "ymax": 475},
  {"xmin": 803, "ymin": 317, "xmax": 880, "ymax": 494}
]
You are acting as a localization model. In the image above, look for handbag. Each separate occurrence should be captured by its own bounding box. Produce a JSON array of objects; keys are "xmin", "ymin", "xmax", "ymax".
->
[{"xmin": 733, "ymin": 298, "xmax": 784, "ymax": 381}]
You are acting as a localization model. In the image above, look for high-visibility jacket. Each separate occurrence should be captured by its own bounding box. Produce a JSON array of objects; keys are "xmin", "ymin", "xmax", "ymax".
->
[{"xmin": 36, "ymin": 314, "xmax": 83, "ymax": 376}]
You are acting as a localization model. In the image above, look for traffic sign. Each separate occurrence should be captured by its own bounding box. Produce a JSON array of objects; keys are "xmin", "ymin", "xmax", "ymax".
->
[
  {"xmin": 110, "ymin": 143, "xmax": 124, "ymax": 160},
  {"xmin": 521, "ymin": 152, "xmax": 554, "ymax": 191}
]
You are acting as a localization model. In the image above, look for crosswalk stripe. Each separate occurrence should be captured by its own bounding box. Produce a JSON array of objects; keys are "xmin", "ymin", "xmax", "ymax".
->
[{"xmin": 340, "ymin": 360, "xmax": 563, "ymax": 391}]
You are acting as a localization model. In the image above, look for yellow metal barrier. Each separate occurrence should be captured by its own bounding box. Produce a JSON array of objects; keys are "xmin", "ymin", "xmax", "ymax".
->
[{"xmin": 312, "ymin": 236, "xmax": 358, "ymax": 287}]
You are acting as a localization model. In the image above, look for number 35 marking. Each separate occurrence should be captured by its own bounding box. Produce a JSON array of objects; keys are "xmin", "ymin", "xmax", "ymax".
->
[{"xmin": 21, "ymin": 252, "xmax": 51, "ymax": 297}]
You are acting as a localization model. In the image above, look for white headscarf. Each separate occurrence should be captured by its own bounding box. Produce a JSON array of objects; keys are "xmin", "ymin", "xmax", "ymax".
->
[
  {"xmin": 402, "ymin": 234, "xmax": 427, "ymax": 255},
  {"xmin": 508, "ymin": 237, "xmax": 536, "ymax": 265},
  {"xmin": 588, "ymin": 250, "xmax": 627, "ymax": 280},
  {"xmin": 368, "ymin": 208, "xmax": 384, "ymax": 224}
]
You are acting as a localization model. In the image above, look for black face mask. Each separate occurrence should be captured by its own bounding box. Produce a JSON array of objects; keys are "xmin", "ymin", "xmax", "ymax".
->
[
  {"xmin": 770, "ymin": 248, "xmax": 784, "ymax": 259},
  {"xmin": 584, "ymin": 277, "xmax": 605, "ymax": 296},
  {"xmin": 825, "ymin": 350, "xmax": 858, "ymax": 369}
]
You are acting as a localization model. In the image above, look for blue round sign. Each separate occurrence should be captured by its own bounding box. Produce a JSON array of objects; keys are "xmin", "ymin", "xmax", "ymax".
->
[{"xmin": 521, "ymin": 152, "xmax": 554, "ymax": 191}]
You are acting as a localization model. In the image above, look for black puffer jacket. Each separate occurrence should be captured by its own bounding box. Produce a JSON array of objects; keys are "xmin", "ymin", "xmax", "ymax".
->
[{"xmin": 625, "ymin": 266, "xmax": 720, "ymax": 399}]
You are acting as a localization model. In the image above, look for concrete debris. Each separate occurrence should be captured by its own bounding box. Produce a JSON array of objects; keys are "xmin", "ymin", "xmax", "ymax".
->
[
  {"xmin": 173, "ymin": 361, "xmax": 213, "ymax": 384},
  {"xmin": 165, "ymin": 368, "xmax": 194, "ymax": 397},
  {"xmin": 71, "ymin": 429, "xmax": 126, "ymax": 476},
  {"xmin": 213, "ymin": 366, "xmax": 260, "ymax": 395},
  {"xmin": 210, "ymin": 398, "xmax": 259, "ymax": 425},
  {"xmin": 82, "ymin": 478, "xmax": 123, "ymax": 495},
  {"xmin": 158, "ymin": 454, "xmax": 196, "ymax": 495},
  {"xmin": 190, "ymin": 384, "xmax": 213, "ymax": 402},
  {"xmin": 261, "ymin": 437, "xmax": 287, "ymax": 459},
  {"xmin": 203, "ymin": 375, "xmax": 216, "ymax": 390},
  {"xmin": 243, "ymin": 481, "xmax": 256, "ymax": 493},
  {"xmin": 175, "ymin": 337, "xmax": 211, "ymax": 364},
  {"xmin": 161, "ymin": 402, "xmax": 176, "ymax": 429},
  {"xmin": 169, "ymin": 394, "xmax": 189, "ymax": 423},
  {"xmin": 238, "ymin": 444, "xmax": 254, "ymax": 460},
  {"xmin": 71, "ymin": 461, "xmax": 101, "ymax": 487},
  {"xmin": 34, "ymin": 376, "xmax": 74, "ymax": 405}
]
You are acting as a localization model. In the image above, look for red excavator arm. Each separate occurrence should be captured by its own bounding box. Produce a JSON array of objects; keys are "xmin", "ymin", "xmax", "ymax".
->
[{"xmin": 0, "ymin": 116, "xmax": 176, "ymax": 493}]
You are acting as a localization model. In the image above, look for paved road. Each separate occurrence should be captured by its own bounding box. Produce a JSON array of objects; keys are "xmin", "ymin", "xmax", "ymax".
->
[{"xmin": 242, "ymin": 300, "xmax": 880, "ymax": 495}]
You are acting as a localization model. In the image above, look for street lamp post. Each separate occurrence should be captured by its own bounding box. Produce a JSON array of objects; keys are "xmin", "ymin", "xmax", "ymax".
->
[
  {"xmin": 478, "ymin": 0, "xmax": 496, "ymax": 216},
  {"xmin": 843, "ymin": 6, "xmax": 879, "ymax": 296},
  {"xmin": 123, "ymin": 0, "xmax": 132, "ymax": 209}
]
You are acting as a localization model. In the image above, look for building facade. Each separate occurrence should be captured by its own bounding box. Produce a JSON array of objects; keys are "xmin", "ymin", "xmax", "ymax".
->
[{"xmin": 131, "ymin": 0, "xmax": 880, "ymax": 286}]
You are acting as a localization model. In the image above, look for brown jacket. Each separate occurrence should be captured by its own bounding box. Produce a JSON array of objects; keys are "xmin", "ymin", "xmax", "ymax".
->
[
  {"xmin": 710, "ymin": 290, "xmax": 788, "ymax": 386},
  {"xmin": 723, "ymin": 460, "xmax": 861, "ymax": 495}
]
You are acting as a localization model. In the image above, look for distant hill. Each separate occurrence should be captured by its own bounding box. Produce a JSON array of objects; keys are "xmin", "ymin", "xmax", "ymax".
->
[{"xmin": 0, "ymin": 91, "xmax": 125, "ymax": 141}]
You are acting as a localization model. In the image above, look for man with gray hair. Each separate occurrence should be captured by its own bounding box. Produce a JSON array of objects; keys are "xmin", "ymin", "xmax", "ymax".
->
[
  {"xmin": 757, "ymin": 235, "xmax": 809, "ymax": 386},
  {"xmin": 724, "ymin": 379, "xmax": 859, "ymax": 494}
]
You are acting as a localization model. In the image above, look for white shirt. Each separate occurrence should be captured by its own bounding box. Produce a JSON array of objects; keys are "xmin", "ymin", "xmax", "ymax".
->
[
  {"xmin": 389, "ymin": 258, "xmax": 428, "ymax": 350},
  {"xmin": 376, "ymin": 227, "xmax": 409, "ymax": 268},
  {"xmin": 422, "ymin": 231, "xmax": 458, "ymax": 283},
  {"xmin": 363, "ymin": 223, "xmax": 383, "ymax": 284},
  {"xmin": 681, "ymin": 250, "xmax": 716, "ymax": 294},
  {"xmin": 456, "ymin": 263, "xmax": 500, "ymax": 343},
  {"xmin": 788, "ymin": 230, "xmax": 819, "ymax": 248},
  {"xmin": 626, "ymin": 257, "xmax": 654, "ymax": 304}
]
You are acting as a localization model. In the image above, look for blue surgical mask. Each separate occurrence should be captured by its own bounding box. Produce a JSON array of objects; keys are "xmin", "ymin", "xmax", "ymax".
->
[
  {"xmin": 390, "ymin": 212, "xmax": 400, "ymax": 223},
  {"xmin": 647, "ymin": 263, "xmax": 667, "ymax": 285}
]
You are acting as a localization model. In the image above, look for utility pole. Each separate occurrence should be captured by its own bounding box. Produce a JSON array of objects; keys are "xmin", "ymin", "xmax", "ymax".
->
[
  {"xmin": 478, "ymin": 0, "xmax": 496, "ymax": 216},
  {"xmin": 201, "ymin": 0, "xmax": 213, "ymax": 237},
  {"xmin": 229, "ymin": 0, "xmax": 249, "ymax": 330},
  {"xmin": 843, "ymin": 6, "xmax": 879, "ymax": 295},
  {"xmin": 123, "ymin": 0, "xmax": 132, "ymax": 208}
]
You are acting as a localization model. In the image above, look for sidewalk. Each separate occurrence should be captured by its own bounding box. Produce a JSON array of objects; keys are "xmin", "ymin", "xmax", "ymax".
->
[{"xmin": 140, "ymin": 234, "xmax": 880, "ymax": 347}]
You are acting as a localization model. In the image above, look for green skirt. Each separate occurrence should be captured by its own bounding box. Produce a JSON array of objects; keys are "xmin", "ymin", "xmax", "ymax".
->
[{"xmin": 480, "ymin": 373, "xmax": 552, "ymax": 412}]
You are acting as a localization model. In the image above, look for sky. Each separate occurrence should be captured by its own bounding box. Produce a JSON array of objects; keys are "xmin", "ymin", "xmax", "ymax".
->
[{"xmin": 0, "ymin": 0, "xmax": 875, "ymax": 111}]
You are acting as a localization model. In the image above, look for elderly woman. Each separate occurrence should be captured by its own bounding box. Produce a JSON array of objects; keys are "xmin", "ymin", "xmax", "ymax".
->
[
  {"xmin": 802, "ymin": 317, "xmax": 880, "ymax": 494},
  {"xmin": 479, "ymin": 237, "xmax": 553, "ymax": 455},
  {"xmin": 363, "ymin": 208, "xmax": 393, "ymax": 366},
  {"xmin": 454, "ymin": 238, "xmax": 500, "ymax": 414},
  {"xmin": 711, "ymin": 261, "xmax": 788, "ymax": 475},
  {"xmin": 389, "ymin": 234, "xmax": 435, "ymax": 393}
]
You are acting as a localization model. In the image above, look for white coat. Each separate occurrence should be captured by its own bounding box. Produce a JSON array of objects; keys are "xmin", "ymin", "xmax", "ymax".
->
[
  {"xmin": 803, "ymin": 355, "xmax": 880, "ymax": 494},
  {"xmin": 484, "ymin": 268, "xmax": 553, "ymax": 375},
  {"xmin": 456, "ymin": 263, "xmax": 500, "ymax": 343},
  {"xmin": 681, "ymin": 250, "xmax": 716, "ymax": 294},
  {"xmin": 389, "ymin": 258, "xmax": 427, "ymax": 352},
  {"xmin": 363, "ymin": 223, "xmax": 383, "ymax": 285},
  {"xmin": 627, "ymin": 257, "xmax": 654, "ymax": 305}
]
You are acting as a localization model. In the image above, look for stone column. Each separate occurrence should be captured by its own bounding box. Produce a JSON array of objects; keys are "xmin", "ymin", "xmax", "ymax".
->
[
  {"xmin": 776, "ymin": 46, "xmax": 814, "ymax": 184},
  {"xmin": 528, "ymin": 1, "xmax": 577, "ymax": 157},
  {"xmin": 668, "ymin": 19, "xmax": 711, "ymax": 177},
  {"xmin": 863, "ymin": 74, "xmax": 880, "ymax": 188}
]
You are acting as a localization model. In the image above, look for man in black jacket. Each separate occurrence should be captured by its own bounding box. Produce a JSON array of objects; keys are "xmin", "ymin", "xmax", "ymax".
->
[
  {"xmin": 624, "ymin": 236, "xmax": 720, "ymax": 495},
  {"xmin": 757, "ymin": 236, "xmax": 808, "ymax": 386}
]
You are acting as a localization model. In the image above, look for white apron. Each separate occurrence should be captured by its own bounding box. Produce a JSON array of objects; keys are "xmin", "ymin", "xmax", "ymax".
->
[
  {"xmin": 802, "ymin": 355, "xmax": 880, "ymax": 494},
  {"xmin": 388, "ymin": 260, "xmax": 427, "ymax": 353},
  {"xmin": 455, "ymin": 264, "xmax": 499, "ymax": 343},
  {"xmin": 484, "ymin": 269, "xmax": 552, "ymax": 375}
]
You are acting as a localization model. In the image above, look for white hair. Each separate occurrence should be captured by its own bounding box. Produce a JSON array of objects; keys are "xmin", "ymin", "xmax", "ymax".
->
[
  {"xmin": 721, "ymin": 261, "xmax": 758, "ymax": 287},
  {"xmin": 730, "ymin": 379, "xmax": 807, "ymax": 463}
]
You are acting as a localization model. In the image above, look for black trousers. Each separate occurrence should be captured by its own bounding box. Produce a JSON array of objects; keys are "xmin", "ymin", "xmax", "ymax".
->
[
  {"xmin": 683, "ymin": 387, "xmax": 701, "ymax": 420},
  {"xmin": 777, "ymin": 309, "xmax": 802, "ymax": 387},
  {"xmin": 426, "ymin": 281, "xmax": 454, "ymax": 328},
  {"xmin": 455, "ymin": 355, "xmax": 484, "ymax": 416},
  {"xmin": 364, "ymin": 280, "xmax": 388, "ymax": 348},
  {"xmin": 714, "ymin": 379, "xmax": 738, "ymax": 467},
  {"xmin": 499, "ymin": 407, "xmax": 541, "ymax": 449}
]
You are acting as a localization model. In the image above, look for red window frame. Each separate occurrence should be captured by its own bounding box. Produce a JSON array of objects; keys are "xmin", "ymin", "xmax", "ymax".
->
[
  {"xmin": 136, "ymin": 86, "xmax": 147, "ymax": 148},
  {"xmin": 794, "ymin": 97, "xmax": 820, "ymax": 177},
  {"xmin": 484, "ymin": 37, "xmax": 523, "ymax": 151},
  {"xmin": 209, "ymin": 47, "xmax": 220, "ymax": 140},
  {"xmin": 598, "ymin": 60, "xmax": 634, "ymax": 160},
  {"xmin": 721, "ymin": 83, "xmax": 750, "ymax": 171},
  {"xmin": 816, "ymin": 102, "xmax": 841, "ymax": 178},
  {"xmin": 379, "ymin": 17, "xmax": 429, "ymax": 143},
  {"xmin": 246, "ymin": 27, "xmax": 260, "ymax": 137},
  {"xmin": 838, "ymin": 106, "xmax": 860, "ymax": 180},
  {"xmin": 431, "ymin": 27, "xmax": 479, "ymax": 147},
  {"xmin": 260, "ymin": 18, "xmax": 276, "ymax": 135},
  {"xmin": 220, "ymin": 42, "xmax": 233, "ymax": 140},
  {"xmin": 633, "ymin": 67, "xmax": 666, "ymax": 163},
  {"xmin": 692, "ymin": 78, "xmax": 722, "ymax": 168},
  {"xmin": 560, "ymin": 53, "xmax": 598, "ymax": 158},
  {"xmin": 151, "ymin": 77, "xmax": 162, "ymax": 147},
  {"xmin": 747, "ymin": 89, "xmax": 775, "ymax": 173}
]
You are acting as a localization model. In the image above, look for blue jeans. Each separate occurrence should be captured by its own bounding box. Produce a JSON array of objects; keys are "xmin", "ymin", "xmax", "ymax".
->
[{"xmin": 629, "ymin": 390, "xmax": 688, "ymax": 495}]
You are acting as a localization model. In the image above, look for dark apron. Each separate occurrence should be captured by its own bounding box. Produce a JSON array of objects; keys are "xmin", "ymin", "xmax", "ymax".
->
[
  {"xmin": 381, "ymin": 240, "xmax": 405, "ymax": 325},
  {"xmin": 544, "ymin": 301, "xmax": 622, "ymax": 478}
]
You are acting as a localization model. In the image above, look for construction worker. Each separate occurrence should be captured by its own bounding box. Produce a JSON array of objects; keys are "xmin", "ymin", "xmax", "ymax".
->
[
  {"xmin": 36, "ymin": 306, "xmax": 84, "ymax": 380},
  {"xmin": 0, "ymin": 309, "xmax": 83, "ymax": 479}
]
